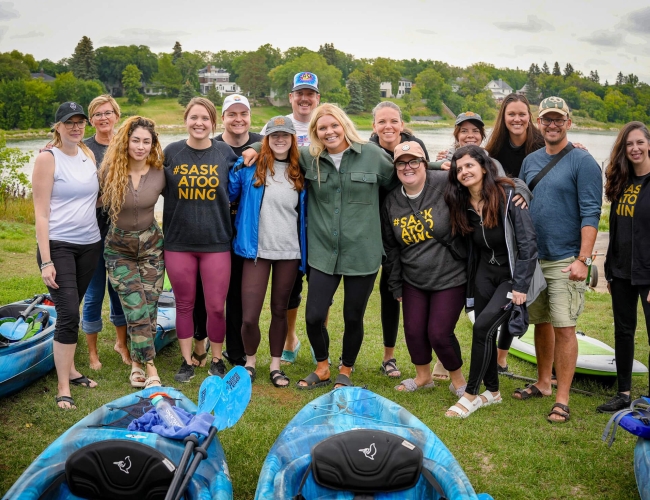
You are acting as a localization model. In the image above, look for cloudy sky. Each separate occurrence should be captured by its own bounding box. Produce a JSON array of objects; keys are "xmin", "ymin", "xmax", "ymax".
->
[{"xmin": 1, "ymin": 0, "xmax": 649, "ymax": 85}]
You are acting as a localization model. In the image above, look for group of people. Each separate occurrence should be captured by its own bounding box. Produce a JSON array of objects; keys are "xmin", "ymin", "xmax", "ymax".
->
[{"xmin": 32, "ymin": 70, "xmax": 649, "ymax": 425}]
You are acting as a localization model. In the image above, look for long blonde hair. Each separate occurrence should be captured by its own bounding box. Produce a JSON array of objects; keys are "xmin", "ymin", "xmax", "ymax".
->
[
  {"xmin": 308, "ymin": 104, "xmax": 365, "ymax": 183},
  {"xmin": 48, "ymin": 123, "xmax": 96, "ymax": 164},
  {"xmin": 100, "ymin": 116, "xmax": 164, "ymax": 224}
]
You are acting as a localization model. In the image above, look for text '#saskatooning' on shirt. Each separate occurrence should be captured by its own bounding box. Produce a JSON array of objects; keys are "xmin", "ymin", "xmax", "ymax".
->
[{"xmin": 163, "ymin": 140, "xmax": 238, "ymax": 252}]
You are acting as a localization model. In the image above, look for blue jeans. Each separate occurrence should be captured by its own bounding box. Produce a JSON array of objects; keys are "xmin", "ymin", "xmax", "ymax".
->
[{"xmin": 82, "ymin": 239, "xmax": 126, "ymax": 333}]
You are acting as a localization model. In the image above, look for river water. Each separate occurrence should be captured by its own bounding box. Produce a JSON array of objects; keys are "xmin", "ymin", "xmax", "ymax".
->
[{"xmin": 7, "ymin": 128, "xmax": 617, "ymax": 214}]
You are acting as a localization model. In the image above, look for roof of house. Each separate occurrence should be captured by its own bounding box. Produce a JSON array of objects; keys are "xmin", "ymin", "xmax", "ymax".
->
[
  {"xmin": 487, "ymin": 79, "xmax": 513, "ymax": 91},
  {"xmin": 31, "ymin": 71, "xmax": 55, "ymax": 82}
]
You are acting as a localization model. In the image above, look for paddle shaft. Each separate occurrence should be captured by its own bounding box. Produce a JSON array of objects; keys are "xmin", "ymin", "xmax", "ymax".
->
[
  {"xmin": 504, "ymin": 373, "xmax": 598, "ymax": 397},
  {"xmin": 173, "ymin": 426, "xmax": 217, "ymax": 500},
  {"xmin": 0, "ymin": 295, "xmax": 45, "ymax": 340},
  {"xmin": 165, "ymin": 436, "xmax": 198, "ymax": 500}
]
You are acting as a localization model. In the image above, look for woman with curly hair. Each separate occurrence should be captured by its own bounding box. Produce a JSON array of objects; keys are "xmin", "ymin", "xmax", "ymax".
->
[
  {"xmin": 100, "ymin": 116, "xmax": 166, "ymax": 388},
  {"xmin": 597, "ymin": 122, "xmax": 650, "ymax": 413}
]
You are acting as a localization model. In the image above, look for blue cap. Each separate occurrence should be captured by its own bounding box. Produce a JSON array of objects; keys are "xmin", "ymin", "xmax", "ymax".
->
[{"xmin": 292, "ymin": 72, "xmax": 319, "ymax": 93}]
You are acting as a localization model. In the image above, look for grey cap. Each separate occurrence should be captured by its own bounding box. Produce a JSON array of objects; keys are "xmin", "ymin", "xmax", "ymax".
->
[
  {"xmin": 265, "ymin": 115, "xmax": 296, "ymax": 135},
  {"xmin": 455, "ymin": 111, "xmax": 484, "ymax": 127}
]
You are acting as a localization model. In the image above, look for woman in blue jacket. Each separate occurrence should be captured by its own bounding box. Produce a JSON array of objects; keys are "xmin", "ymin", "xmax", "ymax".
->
[{"xmin": 228, "ymin": 116, "xmax": 306, "ymax": 387}]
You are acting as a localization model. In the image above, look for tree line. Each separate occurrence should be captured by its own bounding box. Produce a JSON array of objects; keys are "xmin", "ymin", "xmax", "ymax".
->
[{"xmin": 1, "ymin": 38, "xmax": 649, "ymax": 130}]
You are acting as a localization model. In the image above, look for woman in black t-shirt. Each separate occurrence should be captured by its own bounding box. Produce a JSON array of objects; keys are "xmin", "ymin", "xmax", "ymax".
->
[{"xmin": 598, "ymin": 122, "xmax": 650, "ymax": 413}]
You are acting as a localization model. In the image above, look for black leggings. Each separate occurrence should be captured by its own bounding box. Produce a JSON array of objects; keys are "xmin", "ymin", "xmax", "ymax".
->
[
  {"xmin": 37, "ymin": 240, "xmax": 102, "ymax": 345},
  {"xmin": 241, "ymin": 258, "xmax": 299, "ymax": 358},
  {"xmin": 194, "ymin": 250, "xmax": 246, "ymax": 358},
  {"xmin": 379, "ymin": 267, "xmax": 400, "ymax": 348},
  {"xmin": 610, "ymin": 277, "xmax": 650, "ymax": 393},
  {"xmin": 305, "ymin": 269, "xmax": 377, "ymax": 367},
  {"xmin": 466, "ymin": 264, "xmax": 513, "ymax": 395}
]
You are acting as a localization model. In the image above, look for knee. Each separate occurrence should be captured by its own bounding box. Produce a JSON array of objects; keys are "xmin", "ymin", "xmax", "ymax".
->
[{"xmin": 305, "ymin": 304, "xmax": 327, "ymax": 327}]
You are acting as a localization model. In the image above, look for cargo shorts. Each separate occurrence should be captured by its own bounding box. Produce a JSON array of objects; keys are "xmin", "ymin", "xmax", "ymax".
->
[{"xmin": 527, "ymin": 257, "xmax": 587, "ymax": 328}]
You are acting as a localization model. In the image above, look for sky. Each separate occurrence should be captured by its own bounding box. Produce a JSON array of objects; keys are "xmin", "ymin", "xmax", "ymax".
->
[{"xmin": 1, "ymin": 0, "xmax": 650, "ymax": 85}]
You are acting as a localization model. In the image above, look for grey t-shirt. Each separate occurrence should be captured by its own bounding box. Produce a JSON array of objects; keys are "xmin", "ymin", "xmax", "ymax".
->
[{"xmin": 257, "ymin": 161, "xmax": 300, "ymax": 260}]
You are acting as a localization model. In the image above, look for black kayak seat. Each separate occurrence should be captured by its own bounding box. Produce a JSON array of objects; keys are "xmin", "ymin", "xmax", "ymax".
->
[{"xmin": 65, "ymin": 439, "xmax": 176, "ymax": 500}]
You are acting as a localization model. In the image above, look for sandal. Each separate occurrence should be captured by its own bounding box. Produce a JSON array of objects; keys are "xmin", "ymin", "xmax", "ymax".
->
[
  {"xmin": 395, "ymin": 378, "xmax": 435, "ymax": 392},
  {"xmin": 270, "ymin": 370, "xmax": 290, "ymax": 388},
  {"xmin": 333, "ymin": 373, "xmax": 353, "ymax": 388},
  {"xmin": 446, "ymin": 396, "xmax": 483, "ymax": 419},
  {"xmin": 56, "ymin": 395, "xmax": 76, "ymax": 410},
  {"xmin": 245, "ymin": 366, "xmax": 256, "ymax": 383},
  {"xmin": 338, "ymin": 357, "xmax": 354, "ymax": 373},
  {"xmin": 69, "ymin": 374, "xmax": 96, "ymax": 389},
  {"xmin": 380, "ymin": 358, "xmax": 401, "ymax": 378},
  {"xmin": 432, "ymin": 359, "xmax": 450, "ymax": 381},
  {"xmin": 144, "ymin": 376, "xmax": 162, "ymax": 389},
  {"xmin": 512, "ymin": 384, "xmax": 546, "ymax": 400},
  {"xmin": 297, "ymin": 372, "xmax": 331, "ymax": 390},
  {"xmin": 191, "ymin": 351, "xmax": 208, "ymax": 368},
  {"xmin": 280, "ymin": 340, "xmax": 301, "ymax": 364},
  {"xmin": 449, "ymin": 382, "xmax": 467, "ymax": 398},
  {"xmin": 547, "ymin": 402, "xmax": 570, "ymax": 423},
  {"xmin": 479, "ymin": 390, "xmax": 502, "ymax": 407},
  {"xmin": 130, "ymin": 367, "xmax": 146, "ymax": 388}
]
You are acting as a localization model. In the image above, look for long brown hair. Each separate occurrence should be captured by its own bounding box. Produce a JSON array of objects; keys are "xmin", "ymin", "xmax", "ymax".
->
[
  {"xmin": 100, "ymin": 116, "xmax": 164, "ymax": 224},
  {"xmin": 453, "ymin": 118, "xmax": 486, "ymax": 147},
  {"xmin": 605, "ymin": 121, "xmax": 650, "ymax": 202},
  {"xmin": 485, "ymin": 94, "xmax": 544, "ymax": 157},
  {"xmin": 444, "ymin": 145, "xmax": 514, "ymax": 236},
  {"xmin": 254, "ymin": 134, "xmax": 304, "ymax": 191}
]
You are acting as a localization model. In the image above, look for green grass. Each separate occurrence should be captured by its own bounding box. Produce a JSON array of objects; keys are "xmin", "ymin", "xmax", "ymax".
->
[
  {"xmin": 600, "ymin": 203, "xmax": 611, "ymax": 232},
  {"xmin": 0, "ymin": 196, "xmax": 35, "ymax": 225},
  {"xmin": 0, "ymin": 221, "xmax": 646, "ymax": 499}
]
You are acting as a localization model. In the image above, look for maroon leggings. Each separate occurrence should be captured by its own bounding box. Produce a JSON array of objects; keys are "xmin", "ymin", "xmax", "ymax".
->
[
  {"xmin": 401, "ymin": 282, "xmax": 465, "ymax": 369},
  {"xmin": 241, "ymin": 258, "xmax": 300, "ymax": 358}
]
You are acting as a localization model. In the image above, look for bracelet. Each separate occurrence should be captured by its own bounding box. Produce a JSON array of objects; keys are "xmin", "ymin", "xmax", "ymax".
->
[{"xmin": 40, "ymin": 261, "xmax": 53, "ymax": 270}]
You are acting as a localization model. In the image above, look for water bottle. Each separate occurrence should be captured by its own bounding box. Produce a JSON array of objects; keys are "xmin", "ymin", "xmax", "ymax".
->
[{"xmin": 151, "ymin": 395, "xmax": 185, "ymax": 428}]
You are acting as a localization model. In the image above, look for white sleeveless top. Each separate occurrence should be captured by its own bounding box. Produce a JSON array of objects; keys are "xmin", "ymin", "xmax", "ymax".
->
[{"xmin": 48, "ymin": 147, "xmax": 101, "ymax": 245}]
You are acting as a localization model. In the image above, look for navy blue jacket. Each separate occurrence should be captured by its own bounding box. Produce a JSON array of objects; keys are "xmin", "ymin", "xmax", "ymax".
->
[{"xmin": 228, "ymin": 157, "xmax": 307, "ymax": 272}]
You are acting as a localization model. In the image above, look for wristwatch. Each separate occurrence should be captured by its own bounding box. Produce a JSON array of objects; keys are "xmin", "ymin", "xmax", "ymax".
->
[{"xmin": 576, "ymin": 255, "xmax": 593, "ymax": 266}]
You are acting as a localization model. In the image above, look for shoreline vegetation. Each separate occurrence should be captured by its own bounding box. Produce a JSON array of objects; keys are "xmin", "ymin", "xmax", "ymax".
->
[{"xmin": 2, "ymin": 97, "xmax": 621, "ymax": 141}]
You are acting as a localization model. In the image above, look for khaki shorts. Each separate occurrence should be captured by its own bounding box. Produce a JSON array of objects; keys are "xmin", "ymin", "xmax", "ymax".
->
[{"xmin": 527, "ymin": 257, "xmax": 587, "ymax": 328}]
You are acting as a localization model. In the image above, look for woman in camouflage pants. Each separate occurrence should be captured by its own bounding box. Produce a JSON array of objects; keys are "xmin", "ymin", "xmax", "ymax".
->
[{"xmin": 100, "ymin": 116, "xmax": 166, "ymax": 388}]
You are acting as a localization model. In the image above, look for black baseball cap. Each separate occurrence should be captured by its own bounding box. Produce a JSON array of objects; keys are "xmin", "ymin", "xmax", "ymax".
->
[{"xmin": 54, "ymin": 101, "xmax": 89, "ymax": 124}]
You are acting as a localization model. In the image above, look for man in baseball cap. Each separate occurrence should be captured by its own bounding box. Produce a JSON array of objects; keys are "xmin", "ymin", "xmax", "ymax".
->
[{"xmin": 538, "ymin": 96, "xmax": 570, "ymax": 118}]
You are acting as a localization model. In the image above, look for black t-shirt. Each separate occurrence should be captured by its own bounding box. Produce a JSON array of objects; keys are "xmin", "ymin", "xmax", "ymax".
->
[
  {"xmin": 468, "ymin": 209, "xmax": 509, "ymax": 268},
  {"xmin": 214, "ymin": 133, "xmax": 263, "ymax": 226},
  {"xmin": 611, "ymin": 172, "xmax": 650, "ymax": 279},
  {"xmin": 495, "ymin": 137, "xmax": 545, "ymax": 178},
  {"xmin": 84, "ymin": 135, "xmax": 111, "ymax": 238}
]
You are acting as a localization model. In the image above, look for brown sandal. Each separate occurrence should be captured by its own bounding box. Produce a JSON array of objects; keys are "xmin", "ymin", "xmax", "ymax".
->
[
  {"xmin": 547, "ymin": 403, "xmax": 570, "ymax": 423},
  {"xmin": 512, "ymin": 384, "xmax": 545, "ymax": 400},
  {"xmin": 191, "ymin": 351, "xmax": 208, "ymax": 367}
]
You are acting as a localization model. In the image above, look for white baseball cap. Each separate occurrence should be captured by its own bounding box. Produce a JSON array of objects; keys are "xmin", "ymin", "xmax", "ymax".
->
[{"xmin": 222, "ymin": 94, "xmax": 251, "ymax": 115}]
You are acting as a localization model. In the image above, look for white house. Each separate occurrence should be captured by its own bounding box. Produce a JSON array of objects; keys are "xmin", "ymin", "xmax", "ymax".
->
[
  {"xmin": 379, "ymin": 81, "xmax": 392, "ymax": 98},
  {"xmin": 379, "ymin": 79, "xmax": 412, "ymax": 98},
  {"xmin": 485, "ymin": 79, "xmax": 513, "ymax": 102},
  {"xmin": 198, "ymin": 66, "xmax": 242, "ymax": 96}
]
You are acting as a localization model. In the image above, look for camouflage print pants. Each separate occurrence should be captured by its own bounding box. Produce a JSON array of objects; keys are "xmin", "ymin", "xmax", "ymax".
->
[{"xmin": 104, "ymin": 223, "xmax": 164, "ymax": 364}]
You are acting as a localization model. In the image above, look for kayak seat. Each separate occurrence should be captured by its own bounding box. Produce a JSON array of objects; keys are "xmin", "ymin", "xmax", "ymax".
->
[{"xmin": 65, "ymin": 439, "xmax": 176, "ymax": 500}]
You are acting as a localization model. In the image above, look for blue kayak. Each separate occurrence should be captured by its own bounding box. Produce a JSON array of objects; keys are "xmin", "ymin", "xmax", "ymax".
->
[
  {"xmin": 0, "ymin": 295, "xmax": 177, "ymax": 399},
  {"xmin": 636, "ymin": 437, "xmax": 650, "ymax": 500},
  {"xmin": 3, "ymin": 386, "xmax": 232, "ymax": 499},
  {"xmin": 255, "ymin": 387, "xmax": 493, "ymax": 499}
]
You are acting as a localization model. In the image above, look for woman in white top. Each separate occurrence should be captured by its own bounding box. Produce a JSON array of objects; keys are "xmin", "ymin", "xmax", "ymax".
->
[{"xmin": 32, "ymin": 102, "xmax": 103, "ymax": 410}]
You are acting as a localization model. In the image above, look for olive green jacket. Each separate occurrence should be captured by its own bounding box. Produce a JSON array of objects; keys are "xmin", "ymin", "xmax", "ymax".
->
[{"xmin": 301, "ymin": 142, "xmax": 396, "ymax": 276}]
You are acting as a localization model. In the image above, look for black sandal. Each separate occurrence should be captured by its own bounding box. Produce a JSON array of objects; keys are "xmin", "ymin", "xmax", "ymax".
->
[
  {"xmin": 56, "ymin": 395, "xmax": 76, "ymax": 410},
  {"xmin": 512, "ymin": 384, "xmax": 545, "ymax": 400},
  {"xmin": 380, "ymin": 358, "xmax": 401, "ymax": 378},
  {"xmin": 191, "ymin": 351, "xmax": 208, "ymax": 367},
  {"xmin": 547, "ymin": 402, "xmax": 570, "ymax": 423},
  {"xmin": 245, "ymin": 366, "xmax": 256, "ymax": 382},
  {"xmin": 270, "ymin": 370, "xmax": 290, "ymax": 388}
]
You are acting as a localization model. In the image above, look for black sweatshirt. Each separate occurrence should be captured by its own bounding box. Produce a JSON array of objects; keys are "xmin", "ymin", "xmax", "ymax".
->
[{"xmin": 162, "ymin": 140, "xmax": 238, "ymax": 252}]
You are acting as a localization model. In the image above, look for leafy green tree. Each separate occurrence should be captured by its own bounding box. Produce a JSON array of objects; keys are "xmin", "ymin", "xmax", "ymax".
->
[
  {"xmin": 0, "ymin": 53, "xmax": 31, "ymax": 81},
  {"xmin": 206, "ymin": 85, "xmax": 223, "ymax": 107},
  {"xmin": 70, "ymin": 36, "xmax": 98, "ymax": 80},
  {"xmin": 178, "ymin": 80, "xmax": 196, "ymax": 107},
  {"xmin": 345, "ymin": 78, "xmax": 364, "ymax": 114},
  {"xmin": 552, "ymin": 62, "xmax": 561, "ymax": 76},
  {"xmin": 579, "ymin": 91, "xmax": 607, "ymax": 122},
  {"xmin": 403, "ymin": 86, "xmax": 423, "ymax": 114},
  {"xmin": 347, "ymin": 68, "xmax": 380, "ymax": 112},
  {"xmin": 318, "ymin": 43, "xmax": 358, "ymax": 79},
  {"xmin": 269, "ymin": 53, "xmax": 343, "ymax": 96},
  {"xmin": 559, "ymin": 86, "xmax": 580, "ymax": 110},
  {"xmin": 0, "ymin": 132, "xmax": 31, "ymax": 208},
  {"xmin": 154, "ymin": 54, "xmax": 182, "ymax": 97},
  {"xmin": 37, "ymin": 58, "xmax": 69, "ymax": 76},
  {"xmin": 48, "ymin": 72, "xmax": 104, "ymax": 111},
  {"xmin": 563, "ymin": 63, "xmax": 574, "ymax": 78},
  {"xmin": 604, "ymin": 89, "xmax": 630, "ymax": 122},
  {"xmin": 210, "ymin": 50, "xmax": 244, "ymax": 78},
  {"xmin": 525, "ymin": 77, "xmax": 541, "ymax": 105},
  {"xmin": 371, "ymin": 58, "xmax": 402, "ymax": 99},
  {"xmin": 625, "ymin": 74, "xmax": 639, "ymax": 87},
  {"xmin": 256, "ymin": 44, "xmax": 283, "ymax": 70},
  {"xmin": 283, "ymin": 47, "xmax": 312, "ymax": 64},
  {"xmin": 172, "ymin": 42, "xmax": 183, "ymax": 64},
  {"xmin": 615, "ymin": 72, "xmax": 624, "ymax": 86},
  {"xmin": 463, "ymin": 92, "xmax": 497, "ymax": 120},
  {"xmin": 589, "ymin": 70, "xmax": 600, "ymax": 83},
  {"xmin": 234, "ymin": 50, "xmax": 270, "ymax": 99},
  {"xmin": 415, "ymin": 68, "xmax": 447, "ymax": 113},
  {"xmin": 174, "ymin": 52, "xmax": 204, "ymax": 90},
  {"xmin": 96, "ymin": 45, "xmax": 158, "ymax": 89},
  {"xmin": 122, "ymin": 64, "xmax": 144, "ymax": 105},
  {"xmin": 322, "ymin": 86, "xmax": 350, "ymax": 108}
]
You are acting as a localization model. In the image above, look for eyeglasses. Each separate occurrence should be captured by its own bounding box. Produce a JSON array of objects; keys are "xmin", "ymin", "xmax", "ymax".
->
[
  {"xmin": 539, "ymin": 117, "xmax": 568, "ymax": 127},
  {"xmin": 63, "ymin": 120, "xmax": 87, "ymax": 130},
  {"xmin": 92, "ymin": 110, "xmax": 115, "ymax": 119},
  {"xmin": 395, "ymin": 159, "xmax": 423, "ymax": 171}
]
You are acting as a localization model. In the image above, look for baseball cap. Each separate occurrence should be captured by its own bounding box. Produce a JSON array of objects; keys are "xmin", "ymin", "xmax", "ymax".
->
[
  {"xmin": 538, "ymin": 96, "xmax": 570, "ymax": 117},
  {"xmin": 291, "ymin": 72, "xmax": 319, "ymax": 93},
  {"xmin": 455, "ymin": 111, "xmax": 484, "ymax": 127},
  {"xmin": 265, "ymin": 116, "xmax": 296, "ymax": 135},
  {"xmin": 222, "ymin": 94, "xmax": 251, "ymax": 114},
  {"xmin": 393, "ymin": 142, "xmax": 426, "ymax": 163},
  {"xmin": 54, "ymin": 101, "xmax": 89, "ymax": 124}
]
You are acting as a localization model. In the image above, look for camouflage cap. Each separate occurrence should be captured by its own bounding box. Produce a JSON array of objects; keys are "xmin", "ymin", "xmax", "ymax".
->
[{"xmin": 538, "ymin": 96, "xmax": 570, "ymax": 117}]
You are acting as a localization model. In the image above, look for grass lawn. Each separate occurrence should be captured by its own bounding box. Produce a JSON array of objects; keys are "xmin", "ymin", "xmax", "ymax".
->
[{"xmin": 0, "ymin": 219, "xmax": 646, "ymax": 499}]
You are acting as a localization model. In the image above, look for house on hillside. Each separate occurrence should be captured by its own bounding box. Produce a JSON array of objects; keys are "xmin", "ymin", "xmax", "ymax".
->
[
  {"xmin": 485, "ymin": 79, "xmax": 513, "ymax": 102},
  {"xmin": 379, "ymin": 79, "xmax": 412, "ymax": 98},
  {"xmin": 198, "ymin": 66, "xmax": 241, "ymax": 96},
  {"xmin": 30, "ymin": 70, "xmax": 55, "ymax": 82}
]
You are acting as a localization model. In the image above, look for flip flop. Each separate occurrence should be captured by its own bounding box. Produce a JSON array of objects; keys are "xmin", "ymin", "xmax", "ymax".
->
[
  {"xmin": 395, "ymin": 378, "xmax": 435, "ymax": 392},
  {"xmin": 191, "ymin": 350, "xmax": 208, "ymax": 367},
  {"xmin": 69, "ymin": 374, "xmax": 96, "ymax": 389},
  {"xmin": 280, "ymin": 340, "xmax": 301, "ymax": 364},
  {"xmin": 56, "ymin": 395, "xmax": 76, "ymax": 410},
  {"xmin": 270, "ymin": 370, "xmax": 290, "ymax": 388},
  {"xmin": 297, "ymin": 372, "xmax": 331, "ymax": 390},
  {"xmin": 334, "ymin": 373, "xmax": 353, "ymax": 388},
  {"xmin": 129, "ymin": 367, "xmax": 146, "ymax": 388},
  {"xmin": 380, "ymin": 358, "xmax": 401, "ymax": 378},
  {"xmin": 432, "ymin": 359, "xmax": 450, "ymax": 381}
]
